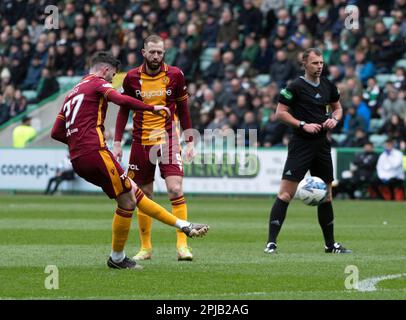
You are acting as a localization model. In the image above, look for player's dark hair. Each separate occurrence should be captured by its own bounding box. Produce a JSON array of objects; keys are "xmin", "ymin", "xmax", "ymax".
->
[
  {"xmin": 302, "ymin": 48, "xmax": 322, "ymax": 61},
  {"xmin": 90, "ymin": 51, "xmax": 120, "ymax": 70},
  {"xmin": 144, "ymin": 34, "xmax": 163, "ymax": 47}
]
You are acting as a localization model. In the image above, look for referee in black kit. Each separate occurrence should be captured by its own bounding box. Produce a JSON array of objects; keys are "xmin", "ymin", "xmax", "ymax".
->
[{"xmin": 264, "ymin": 48, "xmax": 351, "ymax": 254}]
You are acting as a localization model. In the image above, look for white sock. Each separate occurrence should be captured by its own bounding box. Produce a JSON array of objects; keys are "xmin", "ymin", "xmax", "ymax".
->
[
  {"xmin": 111, "ymin": 250, "xmax": 125, "ymax": 262},
  {"xmin": 174, "ymin": 219, "xmax": 190, "ymax": 229}
]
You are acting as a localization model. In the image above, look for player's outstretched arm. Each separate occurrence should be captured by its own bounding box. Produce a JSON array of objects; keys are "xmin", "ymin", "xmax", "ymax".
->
[
  {"xmin": 106, "ymin": 90, "xmax": 171, "ymax": 118},
  {"xmin": 51, "ymin": 114, "xmax": 68, "ymax": 144}
]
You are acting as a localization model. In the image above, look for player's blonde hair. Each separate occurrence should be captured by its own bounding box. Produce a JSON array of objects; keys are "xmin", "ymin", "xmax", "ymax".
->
[{"xmin": 144, "ymin": 34, "xmax": 164, "ymax": 48}]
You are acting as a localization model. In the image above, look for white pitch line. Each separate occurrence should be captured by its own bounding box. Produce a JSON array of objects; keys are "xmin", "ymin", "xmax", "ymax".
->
[{"xmin": 357, "ymin": 273, "xmax": 406, "ymax": 292}]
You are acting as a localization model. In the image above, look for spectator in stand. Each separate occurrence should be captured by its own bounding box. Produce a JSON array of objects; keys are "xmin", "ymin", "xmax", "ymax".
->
[
  {"xmin": 338, "ymin": 77, "xmax": 363, "ymax": 109},
  {"xmin": 239, "ymin": 111, "xmax": 260, "ymax": 147},
  {"xmin": 202, "ymin": 49, "xmax": 224, "ymax": 85},
  {"xmin": 44, "ymin": 154, "xmax": 76, "ymax": 195},
  {"xmin": 20, "ymin": 54, "xmax": 42, "ymax": 90},
  {"xmin": 380, "ymin": 88, "xmax": 406, "ymax": 121},
  {"xmin": 163, "ymin": 38, "xmax": 178, "ymax": 66},
  {"xmin": 242, "ymin": 35, "xmax": 260, "ymax": 67},
  {"xmin": 12, "ymin": 116, "xmax": 37, "ymax": 148},
  {"xmin": 276, "ymin": 8, "xmax": 295, "ymax": 36},
  {"xmin": 238, "ymin": 0, "xmax": 263, "ymax": 37},
  {"xmin": 379, "ymin": 114, "xmax": 406, "ymax": 146},
  {"xmin": 342, "ymin": 128, "xmax": 370, "ymax": 148},
  {"xmin": 270, "ymin": 50, "xmax": 295, "ymax": 89},
  {"xmin": 200, "ymin": 88, "xmax": 216, "ymax": 115},
  {"xmin": 232, "ymin": 94, "xmax": 250, "ymax": 123},
  {"xmin": 362, "ymin": 77, "xmax": 381, "ymax": 118},
  {"xmin": 261, "ymin": 112, "xmax": 288, "ymax": 147},
  {"xmin": 376, "ymin": 139, "xmax": 405, "ymax": 201},
  {"xmin": 352, "ymin": 95, "xmax": 371, "ymax": 132},
  {"xmin": 71, "ymin": 44, "xmax": 86, "ymax": 76},
  {"xmin": 35, "ymin": 68, "xmax": 60, "ymax": 103},
  {"xmin": 328, "ymin": 65, "xmax": 344, "ymax": 84},
  {"xmin": 175, "ymin": 39, "xmax": 194, "ymax": 81},
  {"xmin": 224, "ymin": 77, "xmax": 243, "ymax": 110},
  {"xmin": 54, "ymin": 40, "xmax": 72, "ymax": 76},
  {"xmin": 206, "ymin": 108, "xmax": 228, "ymax": 131},
  {"xmin": 343, "ymin": 106, "xmax": 365, "ymax": 136},
  {"xmin": 255, "ymin": 37, "xmax": 273, "ymax": 74},
  {"xmin": 212, "ymin": 80, "xmax": 228, "ymax": 109},
  {"xmin": 8, "ymin": 89, "xmax": 27, "ymax": 118},
  {"xmin": 217, "ymin": 8, "xmax": 239, "ymax": 50},
  {"xmin": 334, "ymin": 141, "xmax": 380, "ymax": 199},
  {"xmin": 0, "ymin": 94, "xmax": 9, "ymax": 125},
  {"xmin": 364, "ymin": 5, "xmax": 383, "ymax": 38},
  {"xmin": 393, "ymin": 67, "xmax": 406, "ymax": 91},
  {"xmin": 229, "ymin": 39, "xmax": 243, "ymax": 66},
  {"xmin": 354, "ymin": 49, "xmax": 376, "ymax": 85},
  {"xmin": 201, "ymin": 11, "xmax": 218, "ymax": 48}
]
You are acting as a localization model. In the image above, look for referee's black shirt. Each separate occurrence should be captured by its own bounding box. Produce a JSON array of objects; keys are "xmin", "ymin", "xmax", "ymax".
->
[{"xmin": 278, "ymin": 76, "xmax": 340, "ymax": 139}]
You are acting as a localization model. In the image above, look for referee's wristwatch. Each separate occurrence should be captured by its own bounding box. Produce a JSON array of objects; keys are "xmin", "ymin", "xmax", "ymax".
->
[{"xmin": 299, "ymin": 121, "xmax": 305, "ymax": 130}]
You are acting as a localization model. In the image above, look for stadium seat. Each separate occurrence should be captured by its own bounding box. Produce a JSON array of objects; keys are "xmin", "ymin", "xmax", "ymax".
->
[
  {"xmin": 376, "ymin": 74, "xmax": 397, "ymax": 87},
  {"xmin": 395, "ymin": 59, "xmax": 406, "ymax": 69},
  {"xmin": 57, "ymin": 76, "xmax": 83, "ymax": 89},
  {"xmin": 382, "ymin": 16, "xmax": 394, "ymax": 29},
  {"xmin": 122, "ymin": 22, "xmax": 134, "ymax": 30},
  {"xmin": 332, "ymin": 133, "xmax": 347, "ymax": 145},
  {"xmin": 287, "ymin": 0, "xmax": 303, "ymax": 15},
  {"xmin": 22, "ymin": 90, "xmax": 37, "ymax": 101},
  {"xmin": 199, "ymin": 47, "xmax": 217, "ymax": 72},
  {"xmin": 370, "ymin": 134, "xmax": 388, "ymax": 147},
  {"xmin": 369, "ymin": 119, "xmax": 384, "ymax": 133},
  {"xmin": 254, "ymin": 74, "xmax": 271, "ymax": 87}
]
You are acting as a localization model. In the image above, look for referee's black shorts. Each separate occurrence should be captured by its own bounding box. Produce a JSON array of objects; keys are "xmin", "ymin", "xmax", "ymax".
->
[{"xmin": 282, "ymin": 135, "xmax": 334, "ymax": 183}]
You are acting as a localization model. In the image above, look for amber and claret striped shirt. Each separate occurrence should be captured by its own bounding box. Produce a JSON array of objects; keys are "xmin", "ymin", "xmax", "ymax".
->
[
  {"xmin": 115, "ymin": 63, "xmax": 192, "ymax": 146},
  {"xmin": 52, "ymin": 74, "xmax": 155, "ymax": 159}
]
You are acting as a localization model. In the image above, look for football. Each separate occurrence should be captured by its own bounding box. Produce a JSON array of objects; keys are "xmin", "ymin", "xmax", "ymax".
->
[{"xmin": 297, "ymin": 176, "xmax": 328, "ymax": 206}]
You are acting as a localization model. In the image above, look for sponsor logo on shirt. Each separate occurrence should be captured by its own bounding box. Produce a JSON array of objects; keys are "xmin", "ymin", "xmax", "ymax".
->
[{"xmin": 135, "ymin": 89, "xmax": 172, "ymax": 98}]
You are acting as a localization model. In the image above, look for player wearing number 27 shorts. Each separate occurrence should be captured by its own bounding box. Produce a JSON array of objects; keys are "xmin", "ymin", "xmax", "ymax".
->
[{"xmin": 51, "ymin": 51, "xmax": 209, "ymax": 270}]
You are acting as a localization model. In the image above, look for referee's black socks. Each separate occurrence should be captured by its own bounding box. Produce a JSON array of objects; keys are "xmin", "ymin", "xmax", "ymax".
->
[
  {"xmin": 318, "ymin": 201, "xmax": 335, "ymax": 247},
  {"xmin": 267, "ymin": 197, "xmax": 289, "ymax": 243}
]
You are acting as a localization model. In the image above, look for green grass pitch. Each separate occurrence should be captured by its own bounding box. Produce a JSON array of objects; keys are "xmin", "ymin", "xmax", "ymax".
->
[{"xmin": 0, "ymin": 194, "xmax": 405, "ymax": 300}]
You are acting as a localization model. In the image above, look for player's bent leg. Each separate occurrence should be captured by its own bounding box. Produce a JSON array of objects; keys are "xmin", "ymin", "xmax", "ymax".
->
[{"xmin": 265, "ymin": 180, "xmax": 299, "ymax": 254}]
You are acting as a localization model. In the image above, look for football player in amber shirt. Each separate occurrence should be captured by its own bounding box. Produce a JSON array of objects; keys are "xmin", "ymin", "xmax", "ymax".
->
[
  {"xmin": 51, "ymin": 51, "xmax": 208, "ymax": 270},
  {"xmin": 113, "ymin": 35, "xmax": 196, "ymax": 261}
]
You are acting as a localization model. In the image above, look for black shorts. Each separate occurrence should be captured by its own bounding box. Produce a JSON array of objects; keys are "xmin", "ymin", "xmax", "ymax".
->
[{"xmin": 282, "ymin": 135, "xmax": 334, "ymax": 183}]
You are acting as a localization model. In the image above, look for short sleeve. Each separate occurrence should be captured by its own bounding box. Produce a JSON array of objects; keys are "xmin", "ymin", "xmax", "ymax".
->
[
  {"xmin": 95, "ymin": 79, "xmax": 114, "ymax": 98},
  {"xmin": 175, "ymin": 69, "xmax": 188, "ymax": 102},
  {"xmin": 278, "ymin": 84, "xmax": 296, "ymax": 107},
  {"xmin": 330, "ymin": 82, "xmax": 340, "ymax": 103}
]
